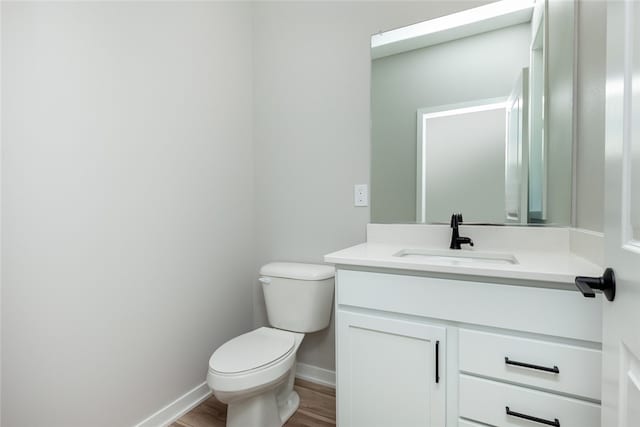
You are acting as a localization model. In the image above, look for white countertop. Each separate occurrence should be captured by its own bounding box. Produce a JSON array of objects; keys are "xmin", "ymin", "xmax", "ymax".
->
[{"xmin": 324, "ymin": 225, "xmax": 604, "ymax": 285}]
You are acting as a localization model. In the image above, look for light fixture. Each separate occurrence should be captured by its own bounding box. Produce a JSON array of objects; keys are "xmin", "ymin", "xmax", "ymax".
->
[
  {"xmin": 422, "ymin": 102, "xmax": 508, "ymax": 120},
  {"xmin": 371, "ymin": 0, "xmax": 535, "ymax": 58}
]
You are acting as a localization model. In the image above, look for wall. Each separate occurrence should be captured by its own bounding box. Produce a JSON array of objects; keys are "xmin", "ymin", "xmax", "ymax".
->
[
  {"xmin": 2, "ymin": 2, "xmax": 254, "ymax": 426},
  {"xmin": 575, "ymin": 0, "xmax": 606, "ymax": 232},
  {"xmin": 546, "ymin": 0, "xmax": 575, "ymax": 226},
  {"xmin": 371, "ymin": 23, "xmax": 531, "ymax": 223},
  {"xmin": 0, "ymin": 3, "xmax": 3, "ymax": 423},
  {"xmin": 252, "ymin": 0, "xmax": 487, "ymax": 373}
]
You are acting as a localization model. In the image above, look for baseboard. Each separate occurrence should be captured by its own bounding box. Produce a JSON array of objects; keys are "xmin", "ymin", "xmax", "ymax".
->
[
  {"xmin": 133, "ymin": 382, "xmax": 211, "ymax": 427},
  {"xmin": 295, "ymin": 362, "xmax": 336, "ymax": 388}
]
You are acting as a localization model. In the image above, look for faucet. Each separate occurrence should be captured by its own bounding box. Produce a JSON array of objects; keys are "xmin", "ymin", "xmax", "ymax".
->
[{"xmin": 450, "ymin": 213, "xmax": 474, "ymax": 250}]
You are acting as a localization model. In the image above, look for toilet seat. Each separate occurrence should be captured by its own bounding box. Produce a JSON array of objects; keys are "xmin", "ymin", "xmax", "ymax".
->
[
  {"xmin": 210, "ymin": 328, "xmax": 295, "ymax": 374},
  {"xmin": 207, "ymin": 327, "xmax": 303, "ymax": 393}
]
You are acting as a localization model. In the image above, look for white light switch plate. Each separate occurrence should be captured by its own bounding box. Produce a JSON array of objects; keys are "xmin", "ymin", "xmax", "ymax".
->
[{"xmin": 354, "ymin": 184, "xmax": 368, "ymax": 207}]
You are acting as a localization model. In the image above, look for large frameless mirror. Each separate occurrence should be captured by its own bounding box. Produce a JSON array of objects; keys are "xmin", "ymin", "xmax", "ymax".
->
[{"xmin": 370, "ymin": 0, "xmax": 574, "ymax": 225}]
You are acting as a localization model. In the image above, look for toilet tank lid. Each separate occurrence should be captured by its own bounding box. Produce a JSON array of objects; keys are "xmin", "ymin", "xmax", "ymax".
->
[{"xmin": 260, "ymin": 262, "xmax": 335, "ymax": 281}]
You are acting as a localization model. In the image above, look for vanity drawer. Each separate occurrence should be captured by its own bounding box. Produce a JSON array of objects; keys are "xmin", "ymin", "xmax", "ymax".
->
[
  {"xmin": 336, "ymin": 270, "xmax": 602, "ymax": 342},
  {"xmin": 459, "ymin": 329, "xmax": 601, "ymax": 400},
  {"xmin": 459, "ymin": 375, "xmax": 601, "ymax": 427}
]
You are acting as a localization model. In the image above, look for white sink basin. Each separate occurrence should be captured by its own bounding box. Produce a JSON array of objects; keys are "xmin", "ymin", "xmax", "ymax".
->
[{"xmin": 393, "ymin": 248, "xmax": 518, "ymax": 265}]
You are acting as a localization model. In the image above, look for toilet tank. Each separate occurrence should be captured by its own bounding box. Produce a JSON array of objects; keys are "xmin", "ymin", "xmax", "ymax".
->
[{"xmin": 259, "ymin": 262, "xmax": 335, "ymax": 333}]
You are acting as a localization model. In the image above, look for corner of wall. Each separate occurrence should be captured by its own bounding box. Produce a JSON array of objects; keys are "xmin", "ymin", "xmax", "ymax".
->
[{"xmin": 1, "ymin": 1, "xmax": 4, "ymax": 423}]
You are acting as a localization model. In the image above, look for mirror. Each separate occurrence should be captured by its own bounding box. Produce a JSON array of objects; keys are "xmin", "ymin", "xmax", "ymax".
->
[{"xmin": 370, "ymin": 0, "xmax": 574, "ymax": 225}]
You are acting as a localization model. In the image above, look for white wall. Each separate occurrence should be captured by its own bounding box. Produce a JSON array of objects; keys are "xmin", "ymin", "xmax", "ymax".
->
[
  {"xmin": 0, "ymin": 3, "xmax": 3, "ymax": 424},
  {"xmin": 2, "ymin": 2, "xmax": 254, "ymax": 426},
  {"xmin": 575, "ymin": 0, "xmax": 606, "ymax": 232},
  {"xmin": 252, "ymin": 0, "xmax": 488, "ymax": 372},
  {"xmin": 545, "ymin": 0, "xmax": 575, "ymax": 226}
]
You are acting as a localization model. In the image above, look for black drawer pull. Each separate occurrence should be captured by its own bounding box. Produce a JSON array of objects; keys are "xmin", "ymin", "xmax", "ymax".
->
[
  {"xmin": 505, "ymin": 357, "xmax": 560, "ymax": 374},
  {"xmin": 506, "ymin": 406, "xmax": 560, "ymax": 426}
]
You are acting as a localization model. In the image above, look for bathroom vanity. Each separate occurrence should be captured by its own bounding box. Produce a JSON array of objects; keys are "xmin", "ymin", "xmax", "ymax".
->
[
  {"xmin": 350, "ymin": 0, "xmax": 615, "ymax": 424},
  {"xmin": 326, "ymin": 225, "xmax": 604, "ymax": 427}
]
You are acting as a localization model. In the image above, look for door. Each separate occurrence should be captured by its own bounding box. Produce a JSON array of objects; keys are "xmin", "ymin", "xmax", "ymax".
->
[
  {"xmin": 336, "ymin": 311, "xmax": 446, "ymax": 427},
  {"xmin": 602, "ymin": 1, "xmax": 640, "ymax": 425}
]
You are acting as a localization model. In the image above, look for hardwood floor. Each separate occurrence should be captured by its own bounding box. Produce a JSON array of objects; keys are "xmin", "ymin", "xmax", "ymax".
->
[{"xmin": 171, "ymin": 379, "xmax": 336, "ymax": 427}]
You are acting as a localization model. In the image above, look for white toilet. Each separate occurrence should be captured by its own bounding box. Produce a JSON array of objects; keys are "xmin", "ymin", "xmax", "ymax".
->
[{"xmin": 207, "ymin": 262, "xmax": 335, "ymax": 427}]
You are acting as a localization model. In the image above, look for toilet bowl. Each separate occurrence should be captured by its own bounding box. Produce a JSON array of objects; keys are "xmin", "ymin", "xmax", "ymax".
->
[
  {"xmin": 207, "ymin": 328, "xmax": 305, "ymax": 427},
  {"xmin": 206, "ymin": 262, "xmax": 335, "ymax": 427}
]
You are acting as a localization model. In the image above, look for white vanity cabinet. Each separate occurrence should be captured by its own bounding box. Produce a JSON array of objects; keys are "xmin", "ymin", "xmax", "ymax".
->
[{"xmin": 335, "ymin": 269, "xmax": 603, "ymax": 427}]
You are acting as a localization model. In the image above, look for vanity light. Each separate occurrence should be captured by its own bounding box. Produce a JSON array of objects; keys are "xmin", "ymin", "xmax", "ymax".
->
[{"xmin": 371, "ymin": 0, "xmax": 535, "ymax": 58}]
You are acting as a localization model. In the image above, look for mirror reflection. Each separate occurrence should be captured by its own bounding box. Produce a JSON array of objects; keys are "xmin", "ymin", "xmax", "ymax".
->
[{"xmin": 370, "ymin": 0, "xmax": 574, "ymax": 225}]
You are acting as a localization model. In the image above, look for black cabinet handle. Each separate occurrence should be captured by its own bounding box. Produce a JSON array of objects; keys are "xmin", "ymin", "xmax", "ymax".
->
[
  {"xmin": 506, "ymin": 406, "xmax": 560, "ymax": 426},
  {"xmin": 575, "ymin": 268, "xmax": 616, "ymax": 301},
  {"xmin": 505, "ymin": 357, "xmax": 559, "ymax": 374},
  {"xmin": 435, "ymin": 340, "xmax": 440, "ymax": 384}
]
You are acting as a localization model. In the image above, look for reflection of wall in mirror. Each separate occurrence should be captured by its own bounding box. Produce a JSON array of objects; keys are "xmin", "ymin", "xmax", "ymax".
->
[
  {"xmin": 575, "ymin": 0, "xmax": 606, "ymax": 232},
  {"xmin": 546, "ymin": 0, "xmax": 574, "ymax": 225},
  {"xmin": 371, "ymin": 23, "xmax": 531, "ymax": 223}
]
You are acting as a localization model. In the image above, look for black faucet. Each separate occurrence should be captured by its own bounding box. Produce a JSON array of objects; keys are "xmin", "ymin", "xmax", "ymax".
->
[{"xmin": 450, "ymin": 213, "xmax": 474, "ymax": 250}]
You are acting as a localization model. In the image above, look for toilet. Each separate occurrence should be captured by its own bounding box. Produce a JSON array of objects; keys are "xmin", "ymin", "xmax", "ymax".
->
[{"xmin": 207, "ymin": 262, "xmax": 335, "ymax": 427}]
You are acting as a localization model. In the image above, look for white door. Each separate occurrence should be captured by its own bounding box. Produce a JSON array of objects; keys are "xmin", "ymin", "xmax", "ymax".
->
[
  {"xmin": 336, "ymin": 311, "xmax": 446, "ymax": 427},
  {"xmin": 602, "ymin": 1, "xmax": 640, "ymax": 425}
]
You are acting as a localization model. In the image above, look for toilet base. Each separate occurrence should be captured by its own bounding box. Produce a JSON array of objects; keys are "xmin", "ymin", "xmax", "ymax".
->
[
  {"xmin": 223, "ymin": 365, "xmax": 300, "ymax": 427},
  {"xmin": 278, "ymin": 390, "xmax": 300, "ymax": 424},
  {"xmin": 226, "ymin": 390, "xmax": 279, "ymax": 427},
  {"xmin": 225, "ymin": 389, "xmax": 299, "ymax": 427}
]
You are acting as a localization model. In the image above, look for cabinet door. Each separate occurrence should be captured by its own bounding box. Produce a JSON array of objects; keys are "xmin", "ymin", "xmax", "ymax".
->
[{"xmin": 337, "ymin": 311, "xmax": 446, "ymax": 427}]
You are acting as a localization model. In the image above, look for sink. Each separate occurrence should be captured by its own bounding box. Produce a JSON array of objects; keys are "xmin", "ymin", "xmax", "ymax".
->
[{"xmin": 393, "ymin": 248, "xmax": 518, "ymax": 265}]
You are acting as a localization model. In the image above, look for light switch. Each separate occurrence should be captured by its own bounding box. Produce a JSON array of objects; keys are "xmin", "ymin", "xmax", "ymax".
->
[{"xmin": 354, "ymin": 184, "xmax": 368, "ymax": 207}]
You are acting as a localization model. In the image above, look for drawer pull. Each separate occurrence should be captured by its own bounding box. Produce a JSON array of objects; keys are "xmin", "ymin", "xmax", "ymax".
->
[
  {"xmin": 506, "ymin": 406, "xmax": 560, "ymax": 426},
  {"xmin": 505, "ymin": 357, "xmax": 560, "ymax": 374}
]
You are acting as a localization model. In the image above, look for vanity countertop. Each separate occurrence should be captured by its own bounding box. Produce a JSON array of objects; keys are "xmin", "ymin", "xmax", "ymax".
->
[
  {"xmin": 324, "ymin": 242, "xmax": 602, "ymax": 284},
  {"xmin": 324, "ymin": 225, "xmax": 604, "ymax": 285}
]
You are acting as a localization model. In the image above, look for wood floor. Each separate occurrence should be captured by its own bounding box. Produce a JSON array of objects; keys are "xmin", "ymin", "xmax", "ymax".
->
[{"xmin": 171, "ymin": 379, "xmax": 336, "ymax": 427}]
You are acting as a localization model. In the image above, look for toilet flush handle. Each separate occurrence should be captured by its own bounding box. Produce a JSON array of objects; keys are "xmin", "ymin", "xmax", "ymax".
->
[{"xmin": 258, "ymin": 277, "xmax": 271, "ymax": 285}]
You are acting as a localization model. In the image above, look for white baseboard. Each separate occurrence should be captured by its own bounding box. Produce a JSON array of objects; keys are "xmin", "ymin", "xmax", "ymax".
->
[
  {"xmin": 133, "ymin": 381, "xmax": 211, "ymax": 427},
  {"xmin": 295, "ymin": 362, "xmax": 336, "ymax": 388}
]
